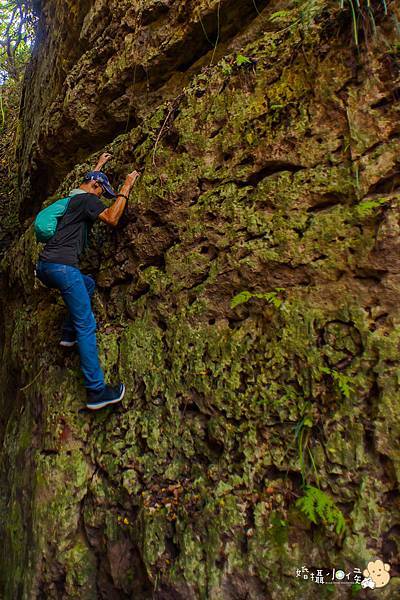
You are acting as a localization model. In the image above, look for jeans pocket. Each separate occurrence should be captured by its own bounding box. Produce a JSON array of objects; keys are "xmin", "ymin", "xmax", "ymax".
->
[
  {"xmin": 38, "ymin": 264, "xmax": 69, "ymax": 290},
  {"xmin": 63, "ymin": 266, "xmax": 82, "ymax": 291},
  {"xmin": 37, "ymin": 261, "xmax": 67, "ymax": 274}
]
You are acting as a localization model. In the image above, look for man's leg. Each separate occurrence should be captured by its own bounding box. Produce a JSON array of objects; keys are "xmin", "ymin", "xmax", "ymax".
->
[
  {"xmin": 35, "ymin": 262, "xmax": 125, "ymax": 406},
  {"xmin": 61, "ymin": 274, "xmax": 95, "ymax": 343},
  {"xmin": 59, "ymin": 268, "xmax": 105, "ymax": 391}
]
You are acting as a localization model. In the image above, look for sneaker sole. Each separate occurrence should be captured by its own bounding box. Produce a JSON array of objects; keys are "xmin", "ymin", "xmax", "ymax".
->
[
  {"xmin": 86, "ymin": 385, "xmax": 126, "ymax": 410},
  {"xmin": 60, "ymin": 340, "xmax": 77, "ymax": 347}
]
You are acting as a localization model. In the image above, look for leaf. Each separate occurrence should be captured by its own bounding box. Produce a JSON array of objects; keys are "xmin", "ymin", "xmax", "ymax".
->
[
  {"xmin": 220, "ymin": 59, "xmax": 232, "ymax": 76},
  {"xmin": 231, "ymin": 288, "xmax": 285, "ymax": 309},
  {"xmin": 236, "ymin": 54, "xmax": 252, "ymax": 66},
  {"xmin": 257, "ymin": 291, "xmax": 283, "ymax": 308},
  {"xmin": 351, "ymin": 583, "xmax": 362, "ymax": 596},
  {"xmin": 269, "ymin": 10, "xmax": 292, "ymax": 22},
  {"xmin": 321, "ymin": 367, "xmax": 354, "ymax": 399},
  {"xmin": 246, "ymin": 131, "xmax": 255, "ymax": 144},
  {"xmin": 230, "ymin": 290, "xmax": 253, "ymax": 308},
  {"xmin": 331, "ymin": 370, "xmax": 354, "ymax": 399},
  {"xmin": 297, "ymin": 487, "xmax": 317, "ymax": 524}
]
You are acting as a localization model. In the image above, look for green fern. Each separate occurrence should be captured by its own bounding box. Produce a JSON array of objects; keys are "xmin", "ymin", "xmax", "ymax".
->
[
  {"xmin": 355, "ymin": 197, "xmax": 388, "ymax": 218},
  {"xmin": 321, "ymin": 367, "xmax": 353, "ymax": 399},
  {"xmin": 257, "ymin": 290, "xmax": 284, "ymax": 309},
  {"xmin": 296, "ymin": 485, "xmax": 346, "ymax": 534},
  {"xmin": 230, "ymin": 290, "xmax": 253, "ymax": 308},
  {"xmin": 269, "ymin": 10, "xmax": 292, "ymax": 22},
  {"xmin": 333, "ymin": 371, "xmax": 353, "ymax": 399}
]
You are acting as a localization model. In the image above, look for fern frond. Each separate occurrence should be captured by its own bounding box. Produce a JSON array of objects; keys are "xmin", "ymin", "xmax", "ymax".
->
[{"xmin": 296, "ymin": 486, "xmax": 346, "ymax": 535}]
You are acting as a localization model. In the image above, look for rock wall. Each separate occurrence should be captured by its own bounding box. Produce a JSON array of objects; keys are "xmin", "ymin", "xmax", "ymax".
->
[{"xmin": 1, "ymin": 0, "xmax": 400, "ymax": 598}]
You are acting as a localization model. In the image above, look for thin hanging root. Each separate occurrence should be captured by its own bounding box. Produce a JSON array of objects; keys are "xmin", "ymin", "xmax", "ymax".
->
[
  {"xmin": 19, "ymin": 365, "xmax": 45, "ymax": 392},
  {"xmin": 152, "ymin": 93, "xmax": 183, "ymax": 166}
]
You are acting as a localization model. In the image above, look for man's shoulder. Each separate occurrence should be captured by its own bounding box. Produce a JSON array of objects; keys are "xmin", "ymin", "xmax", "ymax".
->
[
  {"xmin": 67, "ymin": 191, "xmax": 96, "ymax": 204},
  {"xmin": 81, "ymin": 193, "xmax": 107, "ymax": 221},
  {"xmin": 76, "ymin": 192, "xmax": 105, "ymax": 208},
  {"xmin": 77, "ymin": 192, "xmax": 99, "ymax": 201}
]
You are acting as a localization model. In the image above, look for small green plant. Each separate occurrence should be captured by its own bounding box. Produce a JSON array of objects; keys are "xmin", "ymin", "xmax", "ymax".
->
[
  {"xmin": 235, "ymin": 54, "xmax": 252, "ymax": 66},
  {"xmin": 340, "ymin": 0, "xmax": 389, "ymax": 47},
  {"xmin": 296, "ymin": 485, "xmax": 346, "ymax": 534},
  {"xmin": 351, "ymin": 583, "xmax": 362, "ymax": 596},
  {"xmin": 269, "ymin": 0, "xmax": 391, "ymax": 48},
  {"xmin": 220, "ymin": 59, "xmax": 232, "ymax": 76},
  {"xmin": 269, "ymin": 10, "xmax": 292, "ymax": 22},
  {"xmin": 294, "ymin": 414, "xmax": 319, "ymax": 485},
  {"xmin": 355, "ymin": 197, "xmax": 388, "ymax": 218},
  {"xmin": 230, "ymin": 288, "xmax": 285, "ymax": 309},
  {"xmin": 321, "ymin": 367, "xmax": 354, "ymax": 399},
  {"xmin": 353, "ymin": 163, "xmax": 360, "ymax": 197}
]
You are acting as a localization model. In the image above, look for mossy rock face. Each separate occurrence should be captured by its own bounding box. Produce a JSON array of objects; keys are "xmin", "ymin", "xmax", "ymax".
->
[{"xmin": 1, "ymin": 0, "xmax": 400, "ymax": 598}]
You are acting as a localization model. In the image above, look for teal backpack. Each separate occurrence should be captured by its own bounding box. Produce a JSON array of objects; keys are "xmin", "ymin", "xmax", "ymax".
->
[
  {"xmin": 34, "ymin": 197, "xmax": 71, "ymax": 242},
  {"xmin": 34, "ymin": 189, "xmax": 88, "ymax": 245}
]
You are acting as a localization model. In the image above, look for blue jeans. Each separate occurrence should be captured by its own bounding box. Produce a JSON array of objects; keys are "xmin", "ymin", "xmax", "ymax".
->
[{"xmin": 36, "ymin": 260, "xmax": 105, "ymax": 392}]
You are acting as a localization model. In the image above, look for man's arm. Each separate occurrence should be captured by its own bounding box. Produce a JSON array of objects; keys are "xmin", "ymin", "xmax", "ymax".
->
[{"xmin": 99, "ymin": 171, "xmax": 140, "ymax": 227}]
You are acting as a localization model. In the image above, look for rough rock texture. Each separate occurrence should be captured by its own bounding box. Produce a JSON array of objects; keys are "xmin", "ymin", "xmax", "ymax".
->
[
  {"xmin": 1, "ymin": 0, "xmax": 400, "ymax": 598},
  {"xmin": 0, "ymin": 82, "xmax": 20, "ymax": 255}
]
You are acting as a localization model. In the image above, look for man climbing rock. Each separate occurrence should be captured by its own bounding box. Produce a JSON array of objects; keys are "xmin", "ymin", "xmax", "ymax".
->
[{"xmin": 35, "ymin": 153, "xmax": 140, "ymax": 410}]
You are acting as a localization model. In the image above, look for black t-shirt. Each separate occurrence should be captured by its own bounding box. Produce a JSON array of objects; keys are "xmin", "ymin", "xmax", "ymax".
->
[{"xmin": 39, "ymin": 192, "xmax": 106, "ymax": 267}]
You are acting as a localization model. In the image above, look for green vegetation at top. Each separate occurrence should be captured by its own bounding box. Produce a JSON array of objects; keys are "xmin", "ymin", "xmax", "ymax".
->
[
  {"xmin": 0, "ymin": 0, "xmax": 36, "ymax": 83},
  {"xmin": 269, "ymin": 0, "xmax": 392, "ymax": 48}
]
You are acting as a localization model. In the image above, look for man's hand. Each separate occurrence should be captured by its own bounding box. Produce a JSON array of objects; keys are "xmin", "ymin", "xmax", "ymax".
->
[
  {"xmin": 98, "ymin": 169, "xmax": 140, "ymax": 227},
  {"xmin": 125, "ymin": 170, "xmax": 140, "ymax": 188},
  {"xmin": 94, "ymin": 152, "xmax": 112, "ymax": 171}
]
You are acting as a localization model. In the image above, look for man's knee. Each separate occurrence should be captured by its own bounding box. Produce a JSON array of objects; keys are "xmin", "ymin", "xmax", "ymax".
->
[{"xmin": 74, "ymin": 311, "xmax": 97, "ymax": 334}]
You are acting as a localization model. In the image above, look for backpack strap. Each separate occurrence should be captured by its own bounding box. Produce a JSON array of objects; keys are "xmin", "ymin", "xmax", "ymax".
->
[{"xmin": 68, "ymin": 189, "xmax": 90, "ymax": 251}]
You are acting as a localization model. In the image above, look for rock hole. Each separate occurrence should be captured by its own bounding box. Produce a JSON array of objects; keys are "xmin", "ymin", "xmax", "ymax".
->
[
  {"xmin": 245, "ymin": 161, "xmax": 304, "ymax": 186},
  {"xmin": 239, "ymin": 155, "xmax": 255, "ymax": 166},
  {"xmin": 209, "ymin": 128, "xmax": 222, "ymax": 139},
  {"xmin": 158, "ymin": 318, "xmax": 168, "ymax": 332},
  {"xmin": 306, "ymin": 193, "xmax": 346, "ymax": 213}
]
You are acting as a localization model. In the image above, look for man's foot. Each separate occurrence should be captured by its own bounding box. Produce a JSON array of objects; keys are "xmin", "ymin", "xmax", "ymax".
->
[
  {"xmin": 86, "ymin": 383, "xmax": 125, "ymax": 410},
  {"xmin": 60, "ymin": 331, "xmax": 77, "ymax": 347}
]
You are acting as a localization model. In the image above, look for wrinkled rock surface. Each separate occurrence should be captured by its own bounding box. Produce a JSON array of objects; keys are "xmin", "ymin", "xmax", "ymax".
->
[{"xmin": 0, "ymin": 0, "xmax": 400, "ymax": 598}]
